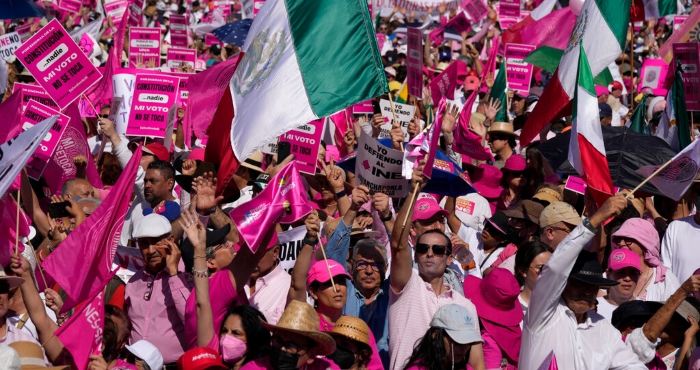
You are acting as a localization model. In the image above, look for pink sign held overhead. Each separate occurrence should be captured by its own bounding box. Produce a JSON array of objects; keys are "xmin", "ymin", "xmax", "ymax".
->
[
  {"xmin": 505, "ymin": 43, "xmax": 535, "ymax": 93},
  {"xmin": 407, "ymin": 27, "xmax": 423, "ymax": 97},
  {"xmin": 169, "ymin": 14, "xmax": 188, "ymax": 47},
  {"xmin": 353, "ymin": 100, "xmax": 373, "ymax": 114},
  {"xmin": 126, "ymin": 73, "xmax": 179, "ymax": 138},
  {"xmin": 13, "ymin": 83, "xmax": 59, "ymax": 112},
  {"xmin": 166, "ymin": 48, "xmax": 196, "ymax": 72},
  {"xmin": 129, "ymin": 27, "xmax": 161, "ymax": 68},
  {"xmin": 15, "ymin": 19, "xmax": 102, "ymax": 110},
  {"xmin": 673, "ymin": 42, "xmax": 700, "ymax": 111},
  {"xmin": 638, "ymin": 58, "xmax": 669, "ymax": 97},
  {"xmin": 16, "ymin": 24, "xmax": 32, "ymax": 42},
  {"xmin": 461, "ymin": 0, "xmax": 489, "ymax": 23},
  {"xmin": 674, "ymin": 15, "xmax": 688, "ymax": 31},
  {"xmin": 204, "ymin": 33, "xmax": 220, "ymax": 47},
  {"xmin": 499, "ymin": 0, "xmax": 520, "ymax": 19},
  {"xmin": 104, "ymin": 0, "xmax": 127, "ymax": 23},
  {"xmin": 278, "ymin": 119, "xmax": 325, "ymax": 174},
  {"xmin": 499, "ymin": 16, "xmax": 518, "ymax": 30},
  {"xmin": 21, "ymin": 100, "xmax": 69, "ymax": 180},
  {"xmin": 445, "ymin": 11, "xmax": 471, "ymax": 34},
  {"xmin": 128, "ymin": 0, "xmax": 144, "ymax": 26},
  {"xmin": 58, "ymin": 0, "xmax": 82, "ymax": 13}
]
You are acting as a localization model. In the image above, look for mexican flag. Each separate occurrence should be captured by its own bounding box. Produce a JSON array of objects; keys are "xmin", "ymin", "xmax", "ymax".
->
[
  {"xmin": 229, "ymin": 0, "xmax": 388, "ymax": 161},
  {"xmin": 569, "ymin": 44, "xmax": 614, "ymax": 206},
  {"xmin": 520, "ymin": 0, "xmax": 630, "ymax": 147},
  {"xmin": 644, "ymin": 0, "xmax": 683, "ymax": 19},
  {"xmin": 654, "ymin": 61, "xmax": 691, "ymax": 152},
  {"xmin": 491, "ymin": 62, "xmax": 508, "ymax": 123}
]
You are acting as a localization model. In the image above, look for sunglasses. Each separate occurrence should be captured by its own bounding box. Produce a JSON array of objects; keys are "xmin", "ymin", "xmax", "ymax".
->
[
  {"xmin": 97, "ymin": 114, "xmax": 108, "ymax": 119},
  {"xmin": 505, "ymin": 170, "xmax": 525, "ymax": 178},
  {"xmin": 487, "ymin": 135, "xmax": 508, "ymax": 142},
  {"xmin": 415, "ymin": 243, "xmax": 450, "ymax": 256},
  {"xmin": 355, "ymin": 260, "xmax": 382, "ymax": 272}
]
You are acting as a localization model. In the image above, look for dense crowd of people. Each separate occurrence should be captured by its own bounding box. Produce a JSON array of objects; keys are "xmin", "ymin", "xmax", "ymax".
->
[{"xmin": 2, "ymin": 0, "xmax": 700, "ymax": 369}]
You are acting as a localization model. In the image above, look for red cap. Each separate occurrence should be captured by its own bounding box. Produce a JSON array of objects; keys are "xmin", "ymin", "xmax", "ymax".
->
[
  {"xmin": 177, "ymin": 348, "xmax": 227, "ymax": 370},
  {"xmin": 143, "ymin": 143, "xmax": 170, "ymax": 162},
  {"xmin": 610, "ymin": 81, "xmax": 623, "ymax": 91}
]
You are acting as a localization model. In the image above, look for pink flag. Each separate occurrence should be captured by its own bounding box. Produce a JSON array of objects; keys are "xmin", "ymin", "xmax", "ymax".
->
[
  {"xmin": 187, "ymin": 54, "xmax": 244, "ymax": 141},
  {"xmin": 55, "ymin": 287, "xmax": 111, "ymax": 370},
  {"xmin": 537, "ymin": 351, "xmax": 558, "ymax": 370},
  {"xmin": 428, "ymin": 63, "xmax": 458, "ymax": 106},
  {"xmin": 85, "ymin": 8, "xmax": 129, "ymax": 107},
  {"xmin": 0, "ymin": 92, "xmax": 23, "ymax": 143},
  {"xmin": 520, "ymin": 7, "xmax": 576, "ymax": 50},
  {"xmin": 428, "ymin": 26, "xmax": 445, "ymax": 45},
  {"xmin": 229, "ymin": 162, "xmax": 313, "ymax": 253},
  {"xmin": 42, "ymin": 102, "xmax": 103, "ymax": 195},
  {"xmin": 42, "ymin": 146, "xmax": 141, "ymax": 313},
  {"xmin": 422, "ymin": 98, "xmax": 446, "ymax": 179},
  {"xmin": 445, "ymin": 12, "xmax": 471, "ymax": 34},
  {"xmin": 454, "ymin": 91, "xmax": 493, "ymax": 161},
  {"xmin": 329, "ymin": 108, "xmax": 353, "ymax": 157},
  {"xmin": 0, "ymin": 194, "xmax": 30, "ymax": 267}
]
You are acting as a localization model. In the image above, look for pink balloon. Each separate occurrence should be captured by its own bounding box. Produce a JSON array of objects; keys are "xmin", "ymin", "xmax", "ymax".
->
[{"xmin": 570, "ymin": 0, "xmax": 585, "ymax": 15}]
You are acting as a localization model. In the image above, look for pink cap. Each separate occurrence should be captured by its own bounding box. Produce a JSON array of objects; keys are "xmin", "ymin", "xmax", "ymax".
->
[
  {"xmin": 608, "ymin": 249, "xmax": 641, "ymax": 273},
  {"xmin": 306, "ymin": 260, "xmax": 352, "ymax": 289},
  {"xmin": 189, "ymin": 147, "xmax": 205, "ymax": 162},
  {"xmin": 595, "ymin": 85, "xmax": 610, "ymax": 96},
  {"xmin": 412, "ymin": 197, "xmax": 449, "ymax": 223},
  {"xmin": 463, "ymin": 75, "xmax": 479, "ymax": 91},
  {"xmin": 502, "ymin": 155, "xmax": 526, "ymax": 172}
]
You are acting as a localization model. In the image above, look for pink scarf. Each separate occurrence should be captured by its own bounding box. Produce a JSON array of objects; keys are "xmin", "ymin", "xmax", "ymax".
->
[{"xmin": 612, "ymin": 218, "xmax": 666, "ymax": 283}]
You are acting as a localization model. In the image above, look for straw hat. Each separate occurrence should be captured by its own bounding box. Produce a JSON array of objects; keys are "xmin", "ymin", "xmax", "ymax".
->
[
  {"xmin": 8, "ymin": 342, "xmax": 69, "ymax": 369},
  {"xmin": 488, "ymin": 122, "xmax": 518, "ymax": 137},
  {"xmin": 326, "ymin": 316, "xmax": 372, "ymax": 353},
  {"xmin": 241, "ymin": 151, "xmax": 265, "ymax": 173},
  {"xmin": 0, "ymin": 270, "xmax": 24, "ymax": 289},
  {"xmin": 261, "ymin": 301, "xmax": 336, "ymax": 356}
]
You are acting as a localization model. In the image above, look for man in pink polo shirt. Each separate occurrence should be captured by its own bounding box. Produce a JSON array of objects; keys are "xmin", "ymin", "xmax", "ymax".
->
[{"xmin": 388, "ymin": 162, "xmax": 482, "ymax": 370}]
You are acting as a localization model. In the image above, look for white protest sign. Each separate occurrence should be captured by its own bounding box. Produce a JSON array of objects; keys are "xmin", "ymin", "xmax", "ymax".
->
[
  {"xmin": 277, "ymin": 225, "xmax": 308, "ymax": 274},
  {"xmin": 112, "ymin": 73, "xmax": 136, "ymax": 135},
  {"xmin": 378, "ymin": 99, "xmax": 415, "ymax": 142},
  {"xmin": 113, "ymin": 245, "xmax": 145, "ymax": 281},
  {"xmin": 0, "ymin": 32, "xmax": 21, "ymax": 61},
  {"xmin": 355, "ymin": 131, "xmax": 408, "ymax": 198}
]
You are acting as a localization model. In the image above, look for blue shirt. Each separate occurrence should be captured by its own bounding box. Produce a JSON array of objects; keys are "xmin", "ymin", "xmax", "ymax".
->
[{"xmin": 325, "ymin": 219, "xmax": 391, "ymax": 369}]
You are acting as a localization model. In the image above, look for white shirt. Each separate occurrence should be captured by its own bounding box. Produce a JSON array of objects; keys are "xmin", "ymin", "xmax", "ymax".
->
[
  {"xmin": 440, "ymin": 193, "xmax": 492, "ymax": 233},
  {"xmin": 661, "ymin": 215, "xmax": 700, "ymax": 282},
  {"xmin": 643, "ymin": 268, "xmax": 681, "ymax": 302},
  {"xmin": 520, "ymin": 224, "xmax": 646, "ymax": 369},
  {"xmin": 595, "ymin": 296, "xmax": 620, "ymax": 322},
  {"xmin": 7, "ymin": 293, "xmax": 57, "ymax": 341},
  {"xmin": 223, "ymin": 185, "xmax": 254, "ymax": 210}
]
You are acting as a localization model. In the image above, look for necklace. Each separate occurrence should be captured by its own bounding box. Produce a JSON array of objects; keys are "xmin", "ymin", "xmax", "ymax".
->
[{"xmin": 634, "ymin": 269, "xmax": 654, "ymax": 298}]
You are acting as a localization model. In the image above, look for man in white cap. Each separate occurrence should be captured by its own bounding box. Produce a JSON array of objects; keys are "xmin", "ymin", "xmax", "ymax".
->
[{"xmin": 125, "ymin": 214, "xmax": 193, "ymax": 366}]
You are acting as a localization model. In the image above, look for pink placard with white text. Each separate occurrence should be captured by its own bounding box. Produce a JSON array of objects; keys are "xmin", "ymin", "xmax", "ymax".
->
[
  {"xmin": 352, "ymin": 100, "xmax": 373, "ymax": 114},
  {"xmin": 58, "ymin": 0, "xmax": 82, "ymax": 13},
  {"xmin": 126, "ymin": 73, "xmax": 180, "ymax": 137},
  {"xmin": 129, "ymin": 27, "xmax": 161, "ymax": 68},
  {"xmin": 407, "ymin": 27, "xmax": 423, "ymax": 97},
  {"xmin": 13, "ymin": 82, "xmax": 60, "ymax": 111},
  {"xmin": 499, "ymin": 0, "xmax": 520, "ymax": 18},
  {"xmin": 278, "ymin": 119, "xmax": 325, "ymax": 174},
  {"xmin": 22, "ymin": 100, "xmax": 70, "ymax": 180},
  {"xmin": 104, "ymin": 0, "xmax": 127, "ymax": 23},
  {"xmin": 16, "ymin": 24, "xmax": 32, "ymax": 42},
  {"xmin": 505, "ymin": 43, "xmax": 535, "ymax": 93},
  {"xmin": 14, "ymin": 19, "xmax": 102, "ymax": 109},
  {"xmin": 253, "ymin": 0, "xmax": 266, "ymax": 17},
  {"xmin": 461, "ymin": 0, "xmax": 489, "ymax": 23},
  {"xmin": 674, "ymin": 16, "xmax": 688, "ymax": 31},
  {"xmin": 166, "ymin": 48, "xmax": 196, "ymax": 72},
  {"xmin": 169, "ymin": 15, "xmax": 188, "ymax": 47},
  {"xmin": 204, "ymin": 33, "xmax": 220, "ymax": 47}
]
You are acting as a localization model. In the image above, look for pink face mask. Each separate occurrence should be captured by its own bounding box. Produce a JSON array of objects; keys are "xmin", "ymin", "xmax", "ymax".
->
[{"xmin": 220, "ymin": 335, "xmax": 247, "ymax": 364}]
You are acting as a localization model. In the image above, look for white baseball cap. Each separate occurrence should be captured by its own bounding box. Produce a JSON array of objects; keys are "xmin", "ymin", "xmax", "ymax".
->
[
  {"xmin": 125, "ymin": 340, "xmax": 163, "ymax": 370},
  {"xmin": 133, "ymin": 214, "xmax": 172, "ymax": 239}
]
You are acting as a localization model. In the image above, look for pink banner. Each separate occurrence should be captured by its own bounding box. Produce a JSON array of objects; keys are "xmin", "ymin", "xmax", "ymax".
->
[
  {"xmin": 15, "ymin": 19, "xmax": 102, "ymax": 109},
  {"xmin": 13, "ymin": 83, "xmax": 59, "ymax": 112},
  {"xmin": 129, "ymin": 27, "xmax": 160, "ymax": 68},
  {"xmin": 505, "ymin": 43, "xmax": 535, "ymax": 93},
  {"xmin": 428, "ymin": 62, "xmax": 458, "ymax": 105},
  {"xmin": 673, "ymin": 42, "xmax": 700, "ymax": 111},
  {"xmin": 638, "ymin": 58, "xmax": 669, "ymax": 97},
  {"xmin": 104, "ymin": 0, "xmax": 127, "ymax": 23},
  {"xmin": 22, "ymin": 100, "xmax": 69, "ymax": 180},
  {"xmin": 353, "ymin": 100, "xmax": 373, "ymax": 114},
  {"xmin": 674, "ymin": 15, "xmax": 688, "ymax": 31},
  {"xmin": 169, "ymin": 15, "xmax": 188, "ymax": 47},
  {"xmin": 407, "ymin": 27, "xmax": 423, "ymax": 97},
  {"xmin": 423, "ymin": 98, "xmax": 446, "ymax": 179},
  {"xmin": 55, "ymin": 290, "xmax": 107, "ymax": 370},
  {"xmin": 278, "ymin": 119, "xmax": 325, "ymax": 174},
  {"xmin": 58, "ymin": 0, "xmax": 81, "ymax": 13},
  {"xmin": 445, "ymin": 11, "xmax": 471, "ymax": 34},
  {"xmin": 461, "ymin": 0, "xmax": 488, "ymax": 23},
  {"xmin": 499, "ymin": 0, "xmax": 520, "ymax": 18},
  {"xmin": 166, "ymin": 48, "xmax": 196, "ymax": 72},
  {"xmin": 126, "ymin": 73, "xmax": 179, "ymax": 137}
]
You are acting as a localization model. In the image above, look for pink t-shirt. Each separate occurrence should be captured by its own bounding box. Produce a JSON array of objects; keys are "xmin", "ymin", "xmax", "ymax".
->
[
  {"xmin": 112, "ymin": 359, "xmax": 138, "ymax": 370},
  {"xmin": 317, "ymin": 313, "xmax": 384, "ymax": 370},
  {"xmin": 240, "ymin": 356, "xmax": 335, "ymax": 370}
]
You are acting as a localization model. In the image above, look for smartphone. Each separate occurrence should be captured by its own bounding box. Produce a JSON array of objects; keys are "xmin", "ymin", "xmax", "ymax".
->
[
  {"xmin": 48, "ymin": 201, "xmax": 72, "ymax": 219},
  {"xmin": 372, "ymin": 100, "xmax": 382, "ymax": 116},
  {"xmin": 278, "ymin": 141, "xmax": 291, "ymax": 163}
]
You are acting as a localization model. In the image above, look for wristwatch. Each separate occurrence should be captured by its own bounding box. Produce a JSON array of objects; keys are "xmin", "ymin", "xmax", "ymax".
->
[{"xmin": 582, "ymin": 217, "xmax": 598, "ymax": 233}]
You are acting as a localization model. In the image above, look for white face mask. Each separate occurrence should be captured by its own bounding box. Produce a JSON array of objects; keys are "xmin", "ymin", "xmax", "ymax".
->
[{"xmin": 636, "ymin": 37, "xmax": 644, "ymax": 44}]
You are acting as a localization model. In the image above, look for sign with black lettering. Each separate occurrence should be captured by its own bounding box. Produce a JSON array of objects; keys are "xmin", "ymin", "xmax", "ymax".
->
[{"xmin": 355, "ymin": 130, "xmax": 408, "ymax": 197}]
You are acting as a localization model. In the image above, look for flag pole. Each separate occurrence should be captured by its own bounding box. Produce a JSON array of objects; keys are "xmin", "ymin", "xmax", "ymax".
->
[
  {"xmin": 625, "ymin": 157, "xmax": 675, "ymax": 199},
  {"xmin": 628, "ymin": 21, "xmax": 635, "ymax": 110},
  {"xmin": 388, "ymin": 93, "xmax": 405, "ymax": 152},
  {"xmin": 26, "ymin": 239, "xmax": 48, "ymax": 289},
  {"xmin": 317, "ymin": 240, "xmax": 337, "ymax": 293},
  {"xmin": 401, "ymin": 153, "xmax": 428, "ymax": 228},
  {"xmin": 12, "ymin": 192, "xmax": 21, "ymax": 256}
]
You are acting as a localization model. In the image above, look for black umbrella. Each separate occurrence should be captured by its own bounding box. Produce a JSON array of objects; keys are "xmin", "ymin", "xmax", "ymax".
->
[
  {"xmin": 0, "ymin": 0, "xmax": 46, "ymax": 20},
  {"xmin": 538, "ymin": 126, "xmax": 677, "ymax": 195}
]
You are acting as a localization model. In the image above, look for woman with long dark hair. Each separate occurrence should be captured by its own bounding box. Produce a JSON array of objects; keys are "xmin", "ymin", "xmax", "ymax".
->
[
  {"xmin": 403, "ymin": 304, "xmax": 485, "ymax": 370},
  {"xmin": 514, "ymin": 242, "xmax": 553, "ymax": 317},
  {"xmin": 217, "ymin": 305, "xmax": 272, "ymax": 369}
]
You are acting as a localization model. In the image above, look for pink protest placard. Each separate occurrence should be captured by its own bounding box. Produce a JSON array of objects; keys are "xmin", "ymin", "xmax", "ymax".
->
[
  {"xmin": 499, "ymin": 16, "xmax": 518, "ymax": 30},
  {"xmin": 253, "ymin": 0, "xmax": 266, "ymax": 17},
  {"xmin": 407, "ymin": 27, "xmax": 423, "ymax": 97},
  {"xmin": 499, "ymin": 0, "xmax": 520, "ymax": 18},
  {"xmin": 129, "ymin": 27, "xmax": 161, "ymax": 68},
  {"xmin": 169, "ymin": 14, "xmax": 188, "ymax": 47},
  {"xmin": 16, "ymin": 24, "xmax": 32, "ymax": 42},
  {"xmin": 278, "ymin": 119, "xmax": 325, "ymax": 174},
  {"xmin": 126, "ymin": 73, "xmax": 180, "ymax": 138},
  {"xmin": 104, "ymin": 0, "xmax": 127, "ymax": 23},
  {"xmin": 15, "ymin": 19, "xmax": 102, "ymax": 109},
  {"xmin": 505, "ymin": 43, "xmax": 535, "ymax": 93},
  {"xmin": 376, "ymin": 33, "xmax": 385, "ymax": 51},
  {"xmin": 128, "ymin": 0, "xmax": 144, "ymax": 26},
  {"xmin": 204, "ymin": 33, "xmax": 220, "ymax": 47},
  {"xmin": 166, "ymin": 48, "xmax": 196, "ymax": 72},
  {"xmin": 58, "ymin": 0, "xmax": 81, "ymax": 13},
  {"xmin": 445, "ymin": 12, "xmax": 471, "ymax": 34},
  {"xmin": 673, "ymin": 42, "xmax": 700, "ymax": 111},
  {"xmin": 353, "ymin": 100, "xmax": 373, "ymax": 114},
  {"xmin": 21, "ymin": 100, "xmax": 69, "ymax": 180},
  {"xmin": 565, "ymin": 176, "xmax": 619, "ymax": 195},
  {"xmin": 461, "ymin": 0, "xmax": 489, "ymax": 23},
  {"xmin": 674, "ymin": 16, "xmax": 688, "ymax": 31},
  {"xmin": 13, "ymin": 83, "xmax": 60, "ymax": 111},
  {"xmin": 638, "ymin": 58, "xmax": 669, "ymax": 97},
  {"xmin": 77, "ymin": 33, "xmax": 94, "ymax": 56}
]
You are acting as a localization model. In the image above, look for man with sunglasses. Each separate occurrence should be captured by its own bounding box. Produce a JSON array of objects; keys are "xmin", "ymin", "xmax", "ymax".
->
[
  {"xmin": 538, "ymin": 201, "xmax": 582, "ymax": 251},
  {"xmin": 387, "ymin": 163, "xmax": 481, "ymax": 370},
  {"xmin": 520, "ymin": 193, "xmax": 646, "ymax": 369},
  {"xmin": 126, "ymin": 213, "xmax": 193, "ymax": 366}
]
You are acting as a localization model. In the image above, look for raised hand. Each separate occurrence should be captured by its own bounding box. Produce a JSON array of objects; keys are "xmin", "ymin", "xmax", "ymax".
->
[
  {"xmin": 320, "ymin": 159, "xmax": 345, "ymax": 193},
  {"xmin": 192, "ymin": 172, "xmax": 223, "ymax": 214},
  {"xmin": 351, "ymin": 185, "xmax": 371, "ymax": 210},
  {"xmin": 178, "ymin": 209, "xmax": 207, "ymax": 252},
  {"xmin": 373, "ymin": 192, "xmax": 392, "ymax": 220},
  {"xmin": 484, "ymin": 97, "xmax": 502, "ymax": 122}
]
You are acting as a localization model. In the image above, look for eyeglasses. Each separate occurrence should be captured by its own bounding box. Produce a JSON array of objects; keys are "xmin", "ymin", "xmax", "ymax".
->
[
  {"xmin": 355, "ymin": 260, "xmax": 381, "ymax": 272},
  {"xmin": 529, "ymin": 264, "xmax": 545, "ymax": 275},
  {"xmin": 144, "ymin": 280, "xmax": 154, "ymax": 301},
  {"xmin": 98, "ymin": 114, "xmax": 108, "ymax": 119},
  {"xmin": 415, "ymin": 243, "xmax": 450, "ymax": 256},
  {"xmin": 271, "ymin": 336, "xmax": 308, "ymax": 355},
  {"xmin": 549, "ymin": 226, "xmax": 571, "ymax": 235}
]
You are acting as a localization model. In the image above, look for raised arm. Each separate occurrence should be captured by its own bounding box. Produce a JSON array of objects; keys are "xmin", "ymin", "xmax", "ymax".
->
[
  {"xmin": 21, "ymin": 171, "xmax": 49, "ymax": 238},
  {"xmin": 390, "ymin": 159, "xmax": 427, "ymax": 293},
  {"xmin": 320, "ymin": 160, "xmax": 351, "ymax": 217},
  {"xmin": 288, "ymin": 213, "xmax": 320, "ymax": 304},
  {"xmin": 314, "ymin": 186, "xmax": 369, "ymax": 263},
  {"xmin": 192, "ymin": 173, "xmax": 238, "ymax": 244}
]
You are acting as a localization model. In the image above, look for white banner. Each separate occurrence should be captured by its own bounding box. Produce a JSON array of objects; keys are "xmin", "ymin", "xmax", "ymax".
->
[
  {"xmin": 379, "ymin": 99, "xmax": 415, "ymax": 142},
  {"xmin": 0, "ymin": 117, "xmax": 55, "ymax": 197},
  {"xmin": 355, "ymin": 131, "xmax": 408, "ymax": 197}
]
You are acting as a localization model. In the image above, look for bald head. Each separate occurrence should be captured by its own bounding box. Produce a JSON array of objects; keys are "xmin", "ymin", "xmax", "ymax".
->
[{"xmin": 62, "ymin": 178, "xmax": 96, "ymax": 199}]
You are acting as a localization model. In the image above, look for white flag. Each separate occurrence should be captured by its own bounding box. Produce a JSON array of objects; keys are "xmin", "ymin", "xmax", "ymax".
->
[
  {"xmin": 636, "ymin": 139, "xmax": 700, "ymax": 201},
  {"xmin": 0, "ymin": 117, "xmax": 55, "ymax": 197}
]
